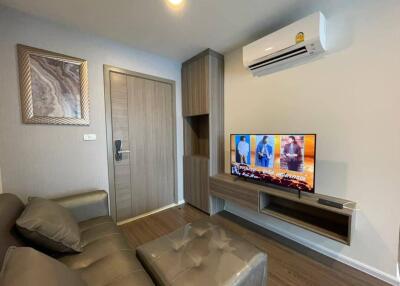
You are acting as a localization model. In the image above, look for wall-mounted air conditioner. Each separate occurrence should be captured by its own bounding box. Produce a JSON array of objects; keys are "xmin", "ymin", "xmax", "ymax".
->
[{"xmin": 243, "ymin": 12, "xmax": 327, "ymax": 76}]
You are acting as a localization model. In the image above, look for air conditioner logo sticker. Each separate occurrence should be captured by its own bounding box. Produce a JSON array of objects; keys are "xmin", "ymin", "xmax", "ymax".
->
[{"xmin": 296, "ymin": 32, "xmax": 304, "ymax": 44}]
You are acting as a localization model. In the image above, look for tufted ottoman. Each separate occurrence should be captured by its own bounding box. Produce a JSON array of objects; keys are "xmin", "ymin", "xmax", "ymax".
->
[{"xmin": 136, "ymin": 219, "xmax": 267, "ymax": 286}]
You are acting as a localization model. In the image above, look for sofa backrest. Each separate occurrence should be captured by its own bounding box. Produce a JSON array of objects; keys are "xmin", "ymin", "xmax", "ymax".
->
[{"xmin": 0, "ymin": 193, "xmax": 26, "ymax": 268}]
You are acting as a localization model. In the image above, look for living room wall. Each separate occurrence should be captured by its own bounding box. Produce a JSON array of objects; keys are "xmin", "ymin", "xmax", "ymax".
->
[
  {"xmin": 224, "ymin": 1, "xmax": 400, "ymax": 284},
  {"xmin": 0, "ymin": 6, "xmax": 183, "ymax": 202}
]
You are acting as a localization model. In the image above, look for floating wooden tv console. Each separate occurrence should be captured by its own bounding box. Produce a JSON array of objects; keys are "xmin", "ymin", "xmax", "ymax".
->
[{"xmin": 209, "ymin": 174, "xmax": 356, "ymax": 245}]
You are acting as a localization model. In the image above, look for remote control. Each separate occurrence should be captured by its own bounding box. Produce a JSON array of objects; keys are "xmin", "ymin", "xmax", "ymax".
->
[{"xmin": 317, "ymin": 198, "xmax": 343, "ymax": 209}]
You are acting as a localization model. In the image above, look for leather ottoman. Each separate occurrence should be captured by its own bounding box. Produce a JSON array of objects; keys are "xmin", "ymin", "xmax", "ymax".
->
[{"xmin": 136, "ymin": 219, "xmax": 267, "ymax": 286}]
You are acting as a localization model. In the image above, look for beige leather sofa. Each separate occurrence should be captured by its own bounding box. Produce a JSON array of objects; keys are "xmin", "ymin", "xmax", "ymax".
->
[
  {"xmin": 0, "ymin": 191, "xmax": 153, "ymax": 286},
  {"xmin": 1, "ymin": 191, "xmax": 268, "ymax": 286}
]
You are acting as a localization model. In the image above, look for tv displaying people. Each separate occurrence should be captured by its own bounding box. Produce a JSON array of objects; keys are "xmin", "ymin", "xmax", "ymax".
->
[
  {"xmin": 235, "ymin": 135, "xmax": 250, "ymax": 164},
  {"xmin": 255, "ymin": 135, "xmax": 274, "ymax": 168},
  {"xmin": 230, "ymin": 134, "xmax": 315, "ymax": 193},
  {"xmin": 281, "ymin": 135, "xmax": 304, "ymax": 172}
]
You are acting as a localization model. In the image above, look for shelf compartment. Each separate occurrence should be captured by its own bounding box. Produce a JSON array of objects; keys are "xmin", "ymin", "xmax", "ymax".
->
[
  {"xmin": 260, "ymin": 192, "xmax": 351, "ymax": 244},
  {"xmin": 184, "ymin": 114, "xmax": 209, "ymax": 157}
]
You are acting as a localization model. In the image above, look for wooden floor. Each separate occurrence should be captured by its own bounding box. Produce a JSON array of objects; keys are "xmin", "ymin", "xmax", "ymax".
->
[{"xmin": 119, "ymin": 204, "xmax": 389, "ymax": 286}]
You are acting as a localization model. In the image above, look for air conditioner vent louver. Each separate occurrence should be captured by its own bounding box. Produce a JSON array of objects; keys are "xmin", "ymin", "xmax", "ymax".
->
[{"xmin": 249, "ymin": 46, "xmax": 308, "ymax": 70}]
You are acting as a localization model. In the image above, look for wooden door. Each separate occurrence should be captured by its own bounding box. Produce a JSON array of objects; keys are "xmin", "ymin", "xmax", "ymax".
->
[{"xmin": 109, "ymin": 70, "xmax": 176, "ymax": 222}]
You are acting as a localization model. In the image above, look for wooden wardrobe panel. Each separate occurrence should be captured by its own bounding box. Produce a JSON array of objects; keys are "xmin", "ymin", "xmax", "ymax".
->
[
  {"xmin": 182, "ymin": 56, "xmax": 209, "ymax": 116},
  {"xmin": 208, "ymin": 54, "xmax": 225, "ymax": 176},
  {"xmin": 183, "ymin": 155, "xmax": 209, "ymax": 212}
]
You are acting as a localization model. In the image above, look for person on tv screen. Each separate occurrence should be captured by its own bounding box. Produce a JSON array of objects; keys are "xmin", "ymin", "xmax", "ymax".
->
[
  {"xmin": 236, "ymin": 136, "xmax": 250, "ymax": 164},
  {"xmin": 256, "ymin": 136, "xmax": 272, "ymax": 167},
  {"xmin": 283, "ymin": 136, "xmax": 302, "ymax": 172}
]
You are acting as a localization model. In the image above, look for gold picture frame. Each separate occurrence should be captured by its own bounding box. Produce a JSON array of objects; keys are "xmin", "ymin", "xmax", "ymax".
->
[{"xmin": 17, "ymin": 44, "xmax": 89, "ymax": 125}]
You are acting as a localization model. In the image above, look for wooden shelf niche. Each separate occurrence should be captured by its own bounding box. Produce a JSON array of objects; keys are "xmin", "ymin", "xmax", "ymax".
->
[
  {"xmin": 259, "ymin": 192, "xmax": 352, "ymax": 244},
  {"xmin": 184, "ymin": 114, "xmax": 209, "ymax": 158}
]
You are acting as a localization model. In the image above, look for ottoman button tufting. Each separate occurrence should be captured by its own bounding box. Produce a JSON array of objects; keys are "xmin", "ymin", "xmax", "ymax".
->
[{"xmin": 192, "ymin": 256, "xmax": 202, "ymax": 267}]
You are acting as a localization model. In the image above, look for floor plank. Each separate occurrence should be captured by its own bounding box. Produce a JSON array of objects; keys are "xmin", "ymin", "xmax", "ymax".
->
[{"xmin": 119, "ymin": 204, "xmax": 389, "ymax": 286}]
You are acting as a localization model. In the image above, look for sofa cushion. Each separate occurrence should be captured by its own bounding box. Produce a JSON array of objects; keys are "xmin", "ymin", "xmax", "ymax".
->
[
  {"xmin": 0, "ymin": 247, "xmax": 86, "ymax": 286},
  {"xmin": 0, "ymin": 194, "xmax": 26, "ymax": 269},
  {"xmin": 78, "ymin": 250, "xmax": 154, "ymax": 286},
  {"xmin": 16, "ymin": 197, "xmax": 82, "ymax": 253},
  {"xmin": 59, "ymin": 216, "xmax": 153, "ymax": 286}
]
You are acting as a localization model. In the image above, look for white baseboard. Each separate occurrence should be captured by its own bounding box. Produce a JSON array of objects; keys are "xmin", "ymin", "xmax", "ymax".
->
[
  {"xmin": 117, "ymin": 201, "xmax": 182, "ymax": 226},
  {"xmin": 225, "ymin": 203, "xmax": 400, "ymax": 286}
]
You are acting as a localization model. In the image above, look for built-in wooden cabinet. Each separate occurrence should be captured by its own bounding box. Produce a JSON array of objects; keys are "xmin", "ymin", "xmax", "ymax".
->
[
  {"xmin": 182, "ymin": 55, "xmax": 208, "ymax": 116},
  {"xmin": 182, "ymin": 49, "xmax": 224, "ymax": 214},
  {"xmin": 183, "ymin": 155, "xmax": 209, "ymax": 211}
]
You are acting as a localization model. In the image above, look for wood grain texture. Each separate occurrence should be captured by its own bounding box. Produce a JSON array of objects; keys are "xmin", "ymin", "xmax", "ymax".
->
[
  {"xmin": 182, "ymin": 54, "xmax": 208, "ymax": 116},
  {"xmin": 183, "ymin": 155, "xmax": 209, "ymax": 212},
  {"xmin": 110, "ymin": 72, "xmax": 132, "ymax": 221},
  {"xmin": 106, "ymin": 66, "xmax": 177, "ymax": 222},
  {"xmin": 210, "ymin": 174, "xmax": 356, "ymax": 245},
  {"xmin": 128, "ymin": 76, "xmax": 175, "ymax": 217},
  {"xmin": 208, "ymin": 54, "xmax": 224, "ymax": 176},
  {"xmin": 119, "ymin": 204, "xmax": 389, "ymax": 286},
  {"xmin": 182, "ymin": 49, "xmax": 225, "ymax": 214},
  {"xmin": 207, "ymin": 52, "xmax": 226, "ymax": 215},
  {"xmin": 210, "ymin": 175, "xmax": 259, "ymax": 211},
  {"xmin": 211, "ymin": 174, "xmax": 355, "ymax": 215}
]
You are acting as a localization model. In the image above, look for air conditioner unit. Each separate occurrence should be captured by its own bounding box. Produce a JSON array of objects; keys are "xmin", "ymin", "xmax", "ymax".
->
[{"xmin": 243, "ymin": 12, "xmax": 326, "ymax": 76}]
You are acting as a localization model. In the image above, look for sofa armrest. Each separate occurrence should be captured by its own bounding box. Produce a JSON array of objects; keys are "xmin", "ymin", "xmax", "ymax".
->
[{"xmin": 53, "ymin": 190, "xmax": 109, "ymax": 222}]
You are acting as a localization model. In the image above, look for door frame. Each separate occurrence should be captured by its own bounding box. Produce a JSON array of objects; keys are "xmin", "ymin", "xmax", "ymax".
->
[{"xmin": 103, "ymin": 64, "xmax": 178, "ymax": 221}]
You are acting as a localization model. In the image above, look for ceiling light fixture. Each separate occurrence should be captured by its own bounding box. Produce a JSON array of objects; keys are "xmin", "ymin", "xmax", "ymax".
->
[{"xmin": 168, "ymin": 0, "xmax": 183, "ymax": 6}]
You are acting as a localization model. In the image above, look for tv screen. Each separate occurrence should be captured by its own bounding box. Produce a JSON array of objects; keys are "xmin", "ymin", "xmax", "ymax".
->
[{"xmin": 230, "ymin": 134, "xmax": 316, "ymax": 193}]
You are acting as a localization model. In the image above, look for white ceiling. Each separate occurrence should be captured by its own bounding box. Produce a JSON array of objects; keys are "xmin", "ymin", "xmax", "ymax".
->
[{"xmin": 0, "ymin": 0, "xmax": 352, "ymax": 62}]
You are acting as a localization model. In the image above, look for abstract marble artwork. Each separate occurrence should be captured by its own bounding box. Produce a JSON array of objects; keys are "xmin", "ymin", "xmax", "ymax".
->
[
  {"xmin": 18, "ymin": 44, "xmax": 89, "ymax": 125},
  {"xmin": 29, "ymin": 54, "xmax": 81, "ymax": 118}
]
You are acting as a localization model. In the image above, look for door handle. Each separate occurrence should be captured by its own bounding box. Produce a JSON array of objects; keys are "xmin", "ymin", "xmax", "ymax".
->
[{"xmin": 115, "ymin": 140, "xmax": 130, "ymax": 161}]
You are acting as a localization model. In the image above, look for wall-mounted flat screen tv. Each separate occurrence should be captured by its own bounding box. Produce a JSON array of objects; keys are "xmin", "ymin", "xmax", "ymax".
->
[{"xmin": 230, "ymin": 134, "xmax": 316, "ymax": 193}]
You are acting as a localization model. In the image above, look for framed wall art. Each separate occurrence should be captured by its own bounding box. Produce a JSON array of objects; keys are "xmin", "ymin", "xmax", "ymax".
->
[{"xmin": 17, "ymin": 44, "xmax": 89, "ymax": 125}]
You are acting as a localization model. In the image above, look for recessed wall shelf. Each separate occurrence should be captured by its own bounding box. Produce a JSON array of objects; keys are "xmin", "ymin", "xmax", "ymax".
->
[{"xmin": 210, "ymin": 173, "xmax": 356, "ymax": 245}]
